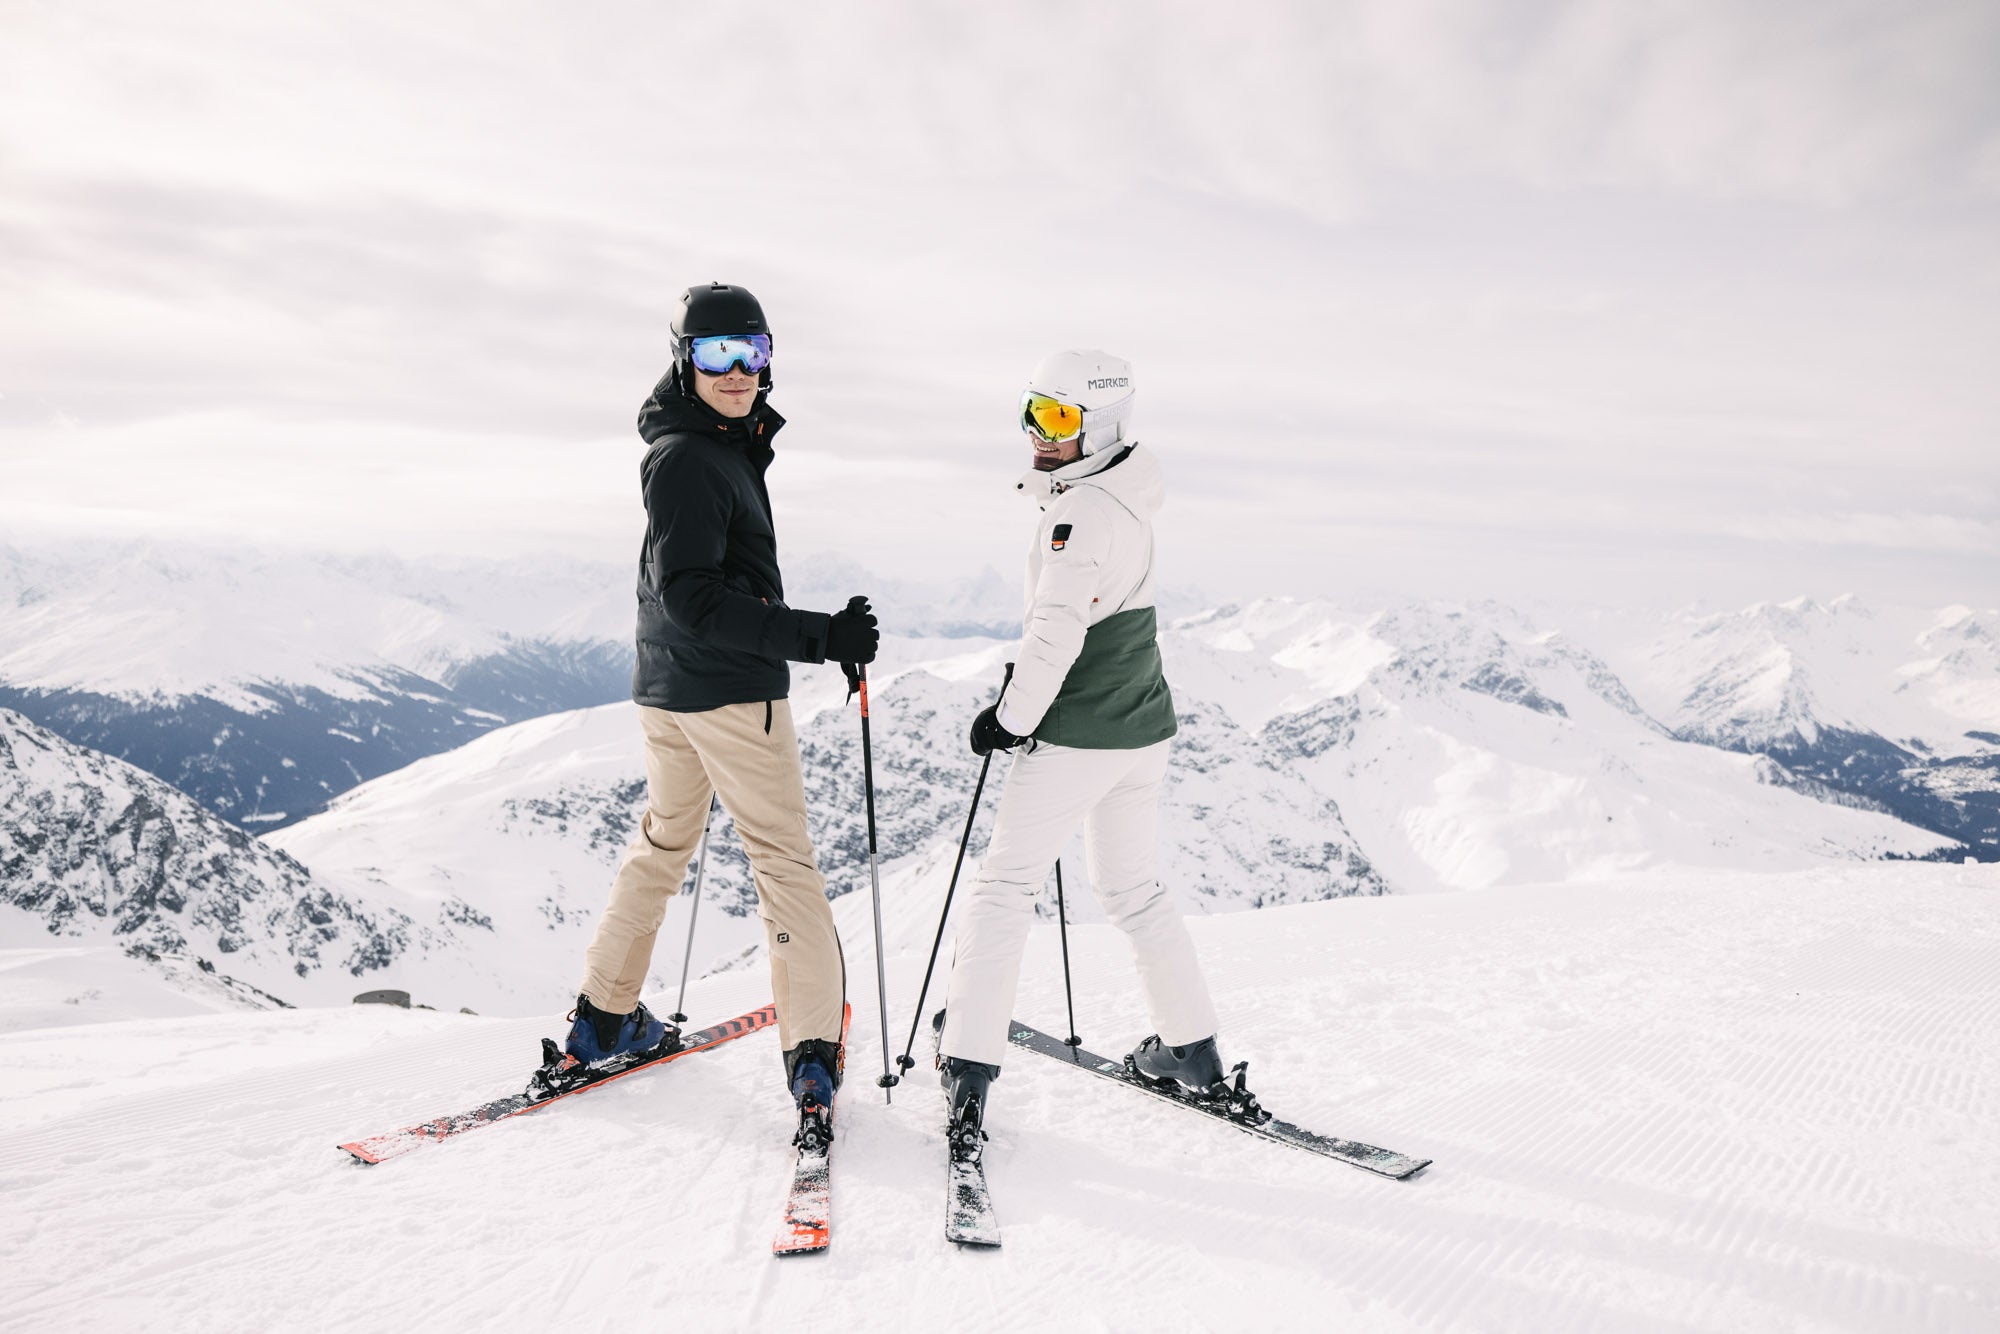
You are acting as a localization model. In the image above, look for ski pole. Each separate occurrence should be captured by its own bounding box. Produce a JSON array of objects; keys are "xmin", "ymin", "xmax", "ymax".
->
[
  {"xmin": 894, "ymin": 662, "xmax": 1014, "ymax": 1080},
  {"xmin": 859, "ymin": 663, "xmax": 899, "ymax": 1103},
  {"xmin": 669, "ymin": 793, "xmax": 721, "ymax": 1030},
  {"xmin": 1054, "ymin": 858, "xmax": 1080, "ymax": 1048}
]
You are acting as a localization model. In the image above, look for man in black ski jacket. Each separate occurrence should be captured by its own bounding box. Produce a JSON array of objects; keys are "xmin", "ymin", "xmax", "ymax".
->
[
  {"xmin": 633, "ymin": 369, "xmax": 830, "ymax": 710},
  {"xmin": 565, "ymin": 283, "xmax": 875, "ymax": 1130}
]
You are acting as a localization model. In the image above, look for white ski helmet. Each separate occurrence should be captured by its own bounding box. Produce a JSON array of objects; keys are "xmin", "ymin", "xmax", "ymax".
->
[{"xmin": 1022, "ymin": 348, "xmax": 1135, "ymax": 457}]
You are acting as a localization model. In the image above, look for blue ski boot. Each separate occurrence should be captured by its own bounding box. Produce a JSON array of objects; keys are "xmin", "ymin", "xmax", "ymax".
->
[
  {"xmin": 785, "ymin": 1039, "xmax": 843, "ymax": 1151},
  {"xmin": 563, "ymin": 993, "xmax": 671, "ymax": 1066}
]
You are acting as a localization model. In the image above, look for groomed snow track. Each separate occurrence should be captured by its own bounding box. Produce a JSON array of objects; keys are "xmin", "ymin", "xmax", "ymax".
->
[{"xmin": 2, "ymin": 864, "xmax": 1997, "ymax": 1332}]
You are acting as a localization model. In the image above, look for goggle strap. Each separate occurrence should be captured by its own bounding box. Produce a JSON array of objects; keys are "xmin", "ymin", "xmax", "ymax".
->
[{"xmin": 1081, "ymin": 396, "xmax": 1131, "ymax": 434}]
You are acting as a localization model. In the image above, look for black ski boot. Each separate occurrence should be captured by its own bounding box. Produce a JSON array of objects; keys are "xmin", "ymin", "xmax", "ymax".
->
[
  {"xmin": 784, "ymin": 1039, "xmax": 843, "ymax": 1153},
  {"xmin": 1129, "ymin": 1034, "xmax": 1272, "ymax": 1124},
  {"xmin": 1129, "ymin": 1034, "xmax": 1225, "ymax": 1091},
  {"xmin": 939, "ymin": 1056, "xmax": 1000, "ymax": 1162}
]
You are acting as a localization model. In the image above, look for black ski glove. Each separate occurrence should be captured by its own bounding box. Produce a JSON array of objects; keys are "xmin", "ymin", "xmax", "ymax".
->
[
  {"xmin": 832, "ymin": 595, "xmax": 875, "ymax": 698},
  {"xmin": 968, "ymin": 703, "xmax": 1024, "ymax": 757},
  {"xmin": 826, "ymin": 595, "xmax": 878, "ymax": 676}
]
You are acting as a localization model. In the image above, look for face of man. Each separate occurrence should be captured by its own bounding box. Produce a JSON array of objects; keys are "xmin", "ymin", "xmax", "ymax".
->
[{"xmin": 693, "ymin": 365, "xmax": 760, "ymax": 418}]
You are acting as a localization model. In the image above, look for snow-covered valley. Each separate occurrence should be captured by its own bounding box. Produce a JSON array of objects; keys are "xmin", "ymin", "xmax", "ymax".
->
[{"xmin": 2, "ymin": 863, "xmax": 1994, "ymax": 1332}]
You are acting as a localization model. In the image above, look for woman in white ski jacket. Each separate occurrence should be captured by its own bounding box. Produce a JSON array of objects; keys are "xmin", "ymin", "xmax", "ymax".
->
[{"xmin": 938, "ymin": 349, "xmax": 1228, "ymax": 1137}]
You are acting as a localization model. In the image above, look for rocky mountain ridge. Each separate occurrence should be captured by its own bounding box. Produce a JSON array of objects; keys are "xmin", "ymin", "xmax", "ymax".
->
[{"xmin": 0, "ymin": 707, "xmax": 410, "ymax": 1004}]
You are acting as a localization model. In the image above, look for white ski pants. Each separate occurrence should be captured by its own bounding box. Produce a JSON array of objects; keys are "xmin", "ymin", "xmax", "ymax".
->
[{"xmin": 939, "ymin": 737, "xmax": 1219, "ymax": 1068}]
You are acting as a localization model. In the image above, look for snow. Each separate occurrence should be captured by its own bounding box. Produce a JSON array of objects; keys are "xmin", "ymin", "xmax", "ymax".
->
[
  {"xmin": 1174, "ymin": 600, "xmax": 1951, "ymax": 894},
  {"xmin": 0, "ymin": 544, "xmax": 633, "ymax": 707},
  {"xmin": 0, "ymin": 942, "xmax": 282, "ymax": 1038},
  {"xmin": 255, "ymin": 636, "xmax": 1391, "ymax": 1016},
  {"xmin": 1598, "ymin": 597, "xmax": 2000, "ymax": 758},
  {"xmin": 0, "ymin": 708, "xmax": 414, "ymax": 1000},
  {"xmin": 2, "ymin": 862, "xmax": 1995, "ymax": 1332},
  {"xmin": 0, "ymin": 541, "xmax": 1021, "ymax": 707},
  {"xmin": 5, "ymin": 554, "xmax": 1994, "ymax": 1325}
]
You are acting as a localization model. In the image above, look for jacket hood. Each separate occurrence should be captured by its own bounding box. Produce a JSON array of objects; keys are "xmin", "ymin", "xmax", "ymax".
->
[{"xmin": 1016, "ymin": 442, "xmax": 1163, "ymax": 522}]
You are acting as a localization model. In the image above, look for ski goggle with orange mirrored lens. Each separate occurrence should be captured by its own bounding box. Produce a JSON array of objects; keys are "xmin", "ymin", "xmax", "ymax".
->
[
  {"xmin": 688, "ymin": 333, "xmax": 773, "ymax": 375},
  {"xmin": 1020, "ymin": 391, "xmax": 1084, "ymax": 444}
]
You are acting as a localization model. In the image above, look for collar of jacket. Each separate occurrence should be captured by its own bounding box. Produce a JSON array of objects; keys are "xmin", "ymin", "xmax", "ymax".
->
[
  {"xmin": 638, "ymin": 383, "xmax": 787, "ymax": 449},
  {"xmin": 1015, "ymin": 441, "xmax": 1135, "ymax": 502}
]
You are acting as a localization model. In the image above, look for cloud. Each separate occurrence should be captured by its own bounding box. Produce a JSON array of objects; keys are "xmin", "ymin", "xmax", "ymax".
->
[
  {"xmin": 1710, "ymin": 511, "xmax": 2000, "ymax": 555},
  {"xmin": 2, "ymin": 0, "xmax": 1996, "ymax": 610}
]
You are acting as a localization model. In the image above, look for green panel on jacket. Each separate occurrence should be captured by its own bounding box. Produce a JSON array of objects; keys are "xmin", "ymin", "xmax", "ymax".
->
[{"xmin": 1033, "ymin": 606, "xmax": 1178, "ymax": 750}]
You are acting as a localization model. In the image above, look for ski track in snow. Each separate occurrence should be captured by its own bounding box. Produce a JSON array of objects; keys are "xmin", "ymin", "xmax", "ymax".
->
[{"xmin": 2, "ymin": 864, "xmax": 1997, "ymax": 1333}]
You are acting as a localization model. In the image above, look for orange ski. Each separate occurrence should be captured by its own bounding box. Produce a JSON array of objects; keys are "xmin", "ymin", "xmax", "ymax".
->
[
  {"xmin": 772, "ymin": 1004, "xmax": 851, "ymax": 1255},
  {"xmin": 340, "ymin": 1003, "xmax": 778, "ymax": 1165}
]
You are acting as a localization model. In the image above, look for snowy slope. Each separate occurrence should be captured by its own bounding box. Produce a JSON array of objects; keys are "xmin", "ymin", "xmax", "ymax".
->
[
  {"xmin": 266, "ymin": 639, "xmax": 1387, "ymax": 1017},
  {"xmin": 262, "ymin": 700, "xmax": 746, "ymax": 1019},
  {"xmin": 1592, "ymin": 597, "xmax": 2000, "ymax": 856},
  {"xmin": 248, "ymin": 604, "xmax": 1960, "ymax": 1015},
  {"xmin": 1169, "ymin": 599, "xmax": 1955, "ymax": 892},
  {"xmin": 0, "ymin": 944, "xmax": 297, "ymax": 1036},
  {"xmin": 1608, "ymin": 596, "xmax": 2000, "ymax": 756},
  {"xmin": 1, "ymin": 862, "xmax": 1993, "ymax": 1332},
  {"xmin": 0, "ymin": 708, "xmax": 411, "ymax": 1006}
]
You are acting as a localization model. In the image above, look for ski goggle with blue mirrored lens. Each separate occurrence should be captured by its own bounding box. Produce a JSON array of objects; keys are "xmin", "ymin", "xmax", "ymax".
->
[{"xmin": 687, "ymin": 333, "xmax": 773, "ymax": 376}]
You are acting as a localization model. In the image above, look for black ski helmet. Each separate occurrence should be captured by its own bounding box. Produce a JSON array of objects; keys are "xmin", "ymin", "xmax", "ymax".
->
[{"xmin": 671, "ymin": 282, "xmax": 772, "ymax": 401}]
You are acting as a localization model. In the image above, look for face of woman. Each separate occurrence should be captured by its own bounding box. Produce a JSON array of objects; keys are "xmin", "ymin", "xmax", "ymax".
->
[{"xmin": 1031, "ymin": 432, "xmax": 1084, "ymax": 471}]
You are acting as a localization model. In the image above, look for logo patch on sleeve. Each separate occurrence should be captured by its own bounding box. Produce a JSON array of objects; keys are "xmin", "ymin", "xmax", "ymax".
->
[{"xmin": 1050, "ymin": 523, "xmax": 1073, "ymax": 551}]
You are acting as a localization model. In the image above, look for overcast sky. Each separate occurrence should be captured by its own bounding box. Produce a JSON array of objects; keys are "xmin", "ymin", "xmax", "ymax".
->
[{"xmin": 3, "ymin": 0, "xmax": 1997, "ymax": 609}]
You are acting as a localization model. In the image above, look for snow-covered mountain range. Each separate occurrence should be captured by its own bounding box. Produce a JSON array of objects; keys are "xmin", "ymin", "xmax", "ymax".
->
[
  {"xmin": 1606, "ymin": 595, "xmax": 2000, "ymax": 852},
  {"xmin": 1171, "ymin": 599, "xmax": 1957, "ymax": 892},
  {"xmin": 2, "ymin": 542, "xmax": 1993, "ymax": 1018},
  {"xmin": 253, "ymin": 638, "xmax": 1390, "ymax": 1015},
  {"xmin": 0, "ymin": 707, "xmax": 410, "ymax": 1008},
  {"xmin": 0, "ymin": 543, "xmax": 1019, "ymax": 828},
  {"xmin": 253, "ymin": 602, "xmax": 1954, "ymax": 1015}
]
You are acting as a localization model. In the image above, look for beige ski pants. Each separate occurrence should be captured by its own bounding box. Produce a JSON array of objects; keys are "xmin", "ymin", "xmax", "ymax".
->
[{"xmin": 578, "ymin": 699, "xmax": 845, "ymax": 1052}]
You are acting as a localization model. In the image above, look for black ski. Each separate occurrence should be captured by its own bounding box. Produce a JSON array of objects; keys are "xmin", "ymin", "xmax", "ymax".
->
[
  {"xmin": 1007, "ymin": 1021, "xmax": 1431, "ymax": 1180},
  {"xmin": 932, "ymin": 1013, "xmax": 1002, "ymax": 1248},
  {"xmin": 339, "ymin": 1003, "xmax": 777, "ymax": 1165},
  {"xmin": 946, "ymin": 1142, "xmax": 1002, "ymax": 1248}
]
